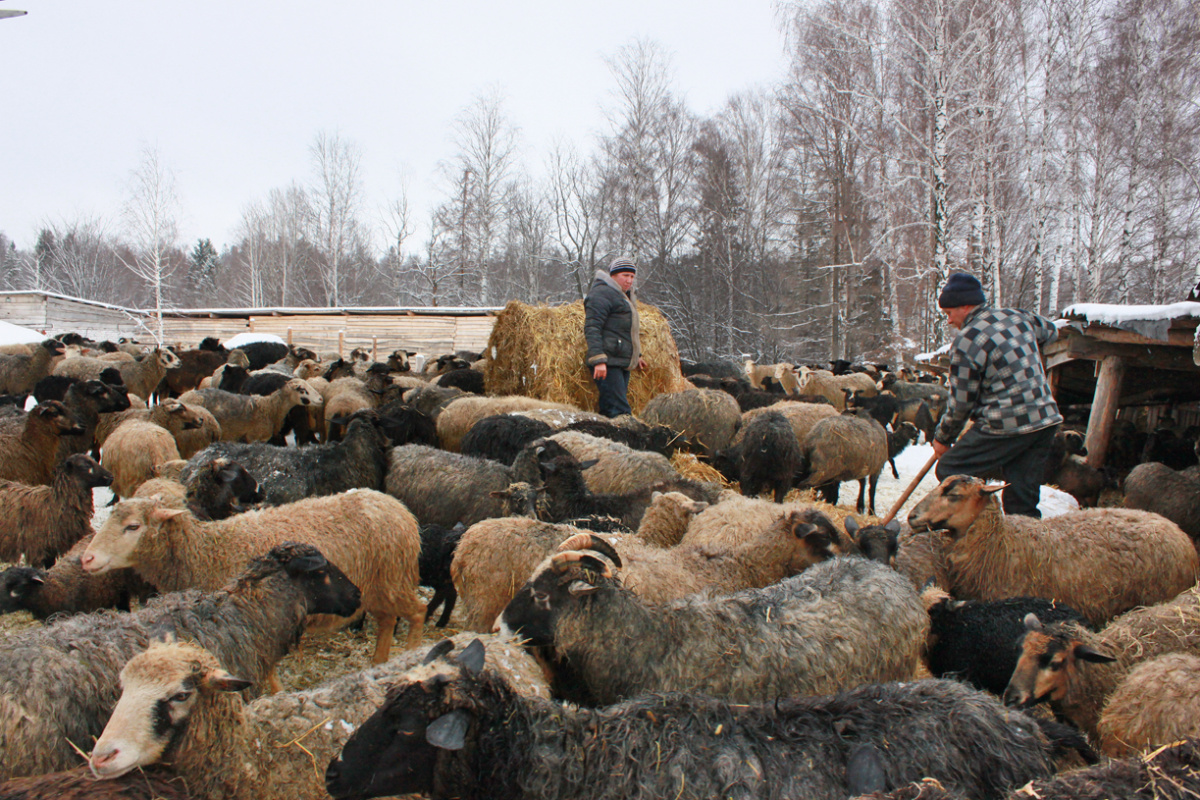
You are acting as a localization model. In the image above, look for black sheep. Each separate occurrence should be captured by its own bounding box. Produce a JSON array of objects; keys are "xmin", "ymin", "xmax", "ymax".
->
[
  {"xmin": 562, "ymin": 417, "xmax": 687, "ymax": 456},
  {"xmin": 436, "ymin": 367, "xmax": 485, "ymax": 394},
  {"xmin": 375, "ymin": 400, "xmax": 439, "ymax": 446},
  {"xmin": 923, "ymin": 589, "xmax": 1089, "ymax": 696},
  {"xmin": 679, "ymin": 359, "xmax": 743, "ymax": 380},
  {"xmin": 325, "ymin": 638, "xmax": 1063, "ymax": 800},
  {"xmin": 231, "ymin": 340, "xmax": 288, "ymax": 371},
  {"xmin": 418, "ymin": 522, "xmax": 466, "ymax": 627},
  {"xmin": 184, "ymin": 458, "xmax": 265, "ymax": 520},
  {"xmin": 711, "ymin": 410, "xmax": 802, "ymax": 502},
  {"xmin": 0, "ymin": 557, "xmax": 154, "ymax": 621},
  {"xmin": 459, "ymin": 414, "xmax": 554, "ymax": 465}
]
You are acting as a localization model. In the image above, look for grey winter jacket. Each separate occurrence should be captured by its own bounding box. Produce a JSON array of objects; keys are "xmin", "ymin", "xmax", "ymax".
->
[{"xmin": 584, "ymin": 270, "xmax": 641, "ymax": 369}]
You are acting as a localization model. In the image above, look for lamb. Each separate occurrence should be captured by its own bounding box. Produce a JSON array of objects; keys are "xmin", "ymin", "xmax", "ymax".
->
[
  {"xmin": 437, "ymin": 395, "xmax": 581, "ymax": 451},
  {"xmin": 887, "ymin": 421, "xmax": 922, "ymax": 478},
  {"xmin": 0, "ymin": 536, "xmax": 154, "ymax": 621},
  {"xmin": 319, "ymin": 376, "xmax": 378, "ymax": 440},
  {"xmin": 908, "ymin": 475, "xmax": 1199, "ymax": 625},
  {"xmin": 0, "ymin": 400, "xmax": 84, "ymax": 485},
  {"xmin": 171, "ymin": 402, "xmax": 221, "ymax": 458},
  {"xmin": 512, "ymin": 430, "xmax": 683, "ymax": 495},
  {"xmin": 459, "ymin": 413, "xmax": 554, "ymax": 465},
  {"xmin": 0, "ymin": 339, "xmax": 66, "ymax": 399},
  {"xmin": 634, "ymin": 489, "xmax": 709, "ymax": 547},
  {"xmin": 500, "ymin": 550, "xmax": 928, "ymax": 705},
  {"xmin": 1002, "ymin": 585, "xmax": 1200, "ymax": 741},
  {"xmin": 921, "ymin": 587, "xmax": 1089, "ymax": 696},
  {"xmin": 0, "ymin": 454, "xmax": 112, "ymax": 566},
  {"xmin": 54, "ymin": 378, "xmax": 133, "ymax": 460},
  {"xmin": 385, "ymin": 444, "xmax": 519, "ymax": 526},
  {"xmin": 1123, "ymin": 460, "xmax": 1200, "ymax": 541},
  {"xmin": 182, "ymin": 410, "xmax": 392, "ymax": 505},
  {"xmin": 796, "ymin": 366, "xmax": 877, "ymax": 409},
  {"xmin": 102, "ymin": 419, "xmax": 184, "ymax": 498},
  {"xmin": 160, "ymin": 341, "xmax": 227, "ymax": 396},
  {"xmin": 452, "ymin": 510, "xmax": 840, "ymax": 632},
  {"xmin": 179, "ymin": 378, "xmax": 322, "ymax": 443},
  {"xmin": 639, "ymin": 388, "xmax": 742, "ymax": 453},
  {"xmin": 0, "ymin": 542, "xmax": 361, "ymax": 780},
  {"xmin": 81, "ymin": 489, "xmax": 424, "ymax": 663},
  {"xmin": 420, "ymin": 522, "xmax": 467, "ymax": 627},
  {"xmin": 531, "ymin": 451, "xmax": 720, "ymax": 530},
  {"xmin": 88, "ymin": 634, "xmax": 549, "ymax": 800},
  {"xmin": 796, "ymin": 412, "xmax": 890, "ymax": 514},
  {"xmin": 237, "ymin": 368, "xmax": 319, "ymax": 445},
  {"xmin": 711, "ymin": 410, "xmax": 802, "ymax": 501},
  {"xmin": 324, "ymin": 638, "xmax": 1062, "ymax": 800}
]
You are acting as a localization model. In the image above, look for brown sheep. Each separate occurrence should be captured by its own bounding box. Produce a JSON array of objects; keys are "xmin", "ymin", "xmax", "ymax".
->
[
  {"xmin": 82, "ymin": 489, "xmax": 424, "ymax": 663},
  {"xmin": 730, "ymin": 400, "xmax": 839, "ymax": 447},
  {"xmin": 1003, "ymin": 586, "xmax": 1200, "ymax": 741},
  {"xmin": 0, "ymin": 401, "xmax": 84, "ymax": 485},
  {"xmin": 0, "ymin": 454, "xmax": 113, "ymax": 567},
  {"xmin": 1096, "ymin": 652, "xmax": 1200, "ymax": 757},
  {"xmin": 452, "ymin": 508, "xmax": 839, "ymax": 632},
  {"xmin": 54, "ymin": 347, "xmax": 182, "ymax": 401},
  {"xmin": 796, "ymin": 367, "xmax": 877, "ymax": 410},
  {"xmin": 0, "ymin": 339, "xmax": 66, "ymax": 398},
  {"xmin": 640, "ymin": 388, "xmax": 742, "ymax": 454},
  {"xmin": 179, "ymin": 379, "xmax": 322, "ymax": 443},
  {"xmin": 910, "ymin": 475, "xmax": 1199, "ymax": 626},
  {"xmin": 797, "ymin": 412, "xmax": 890, "ymax": 514},
  {"xmin": 101, "ymin": 419, "xmax": 184, "ymax": 498},
  {"xmin": 1123, "ymin": 460, "xmax": 1200, "ymax": 544}
]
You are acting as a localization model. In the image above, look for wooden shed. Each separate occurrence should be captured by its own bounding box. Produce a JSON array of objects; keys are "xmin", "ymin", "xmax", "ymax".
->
[
  {"xmin": 1046, "ymin": 302, "xmax": 1200, "ymax": 468},
  {"xmin": 0, "ymin": 290, "xmax": 147, "ymax": 341}
]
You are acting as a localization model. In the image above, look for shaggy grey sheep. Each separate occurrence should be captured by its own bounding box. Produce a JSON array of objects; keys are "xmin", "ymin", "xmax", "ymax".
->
[
  {"xmin": 385, "ymin": 444, "xmax": 517, "ymax": 526},
  {"xmin": 640, "ymin": 387, "xmax": 742, "ymax": 453}
]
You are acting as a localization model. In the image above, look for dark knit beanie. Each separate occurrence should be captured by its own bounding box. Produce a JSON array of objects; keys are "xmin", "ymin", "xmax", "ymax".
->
[
  {"xmin": 609, "ymin": 257, "xmax": 637, "ymax": 275},
  {"xmin": 938, "ymin": 272, "xmax": 986, "ymax": 308}
]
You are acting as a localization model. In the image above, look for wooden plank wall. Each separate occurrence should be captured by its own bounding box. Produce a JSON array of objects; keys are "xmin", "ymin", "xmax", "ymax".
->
[{"xmin": 1, "ymin": 294, "xmax": 146, "ymax": 341}]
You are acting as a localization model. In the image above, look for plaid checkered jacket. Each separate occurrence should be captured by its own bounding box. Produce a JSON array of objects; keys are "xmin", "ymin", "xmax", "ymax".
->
[{"xmin": 934, "ymin": 305, "xmax": 1063, "ymax": 444}]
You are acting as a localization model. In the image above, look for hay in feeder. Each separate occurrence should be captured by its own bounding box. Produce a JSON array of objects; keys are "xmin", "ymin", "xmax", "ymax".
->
[{"xmin": 482, "ymin": 300, "xmax": 689, "ymax": 414}]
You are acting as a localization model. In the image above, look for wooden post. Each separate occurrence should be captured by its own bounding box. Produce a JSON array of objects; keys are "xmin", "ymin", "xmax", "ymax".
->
[
  {"xmin": 338, "ymin": 330, "xmax": 345, "ymax": 357},
  {"xmin": 287, "ymin": 327, "xmax": 293, "ymax": 346},
  {"xmin": 372, "ymin": 336, "xmax": 378, "ymax": 361},
  {"xmin": 1084, "ymin": 356, "xmax": 1125, "ymax": 469}
]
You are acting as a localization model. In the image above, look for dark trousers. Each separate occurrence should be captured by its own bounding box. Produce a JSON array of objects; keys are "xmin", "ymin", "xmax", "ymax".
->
[
  {"xmin": 594, "ymin": 366, "xmax": 631, "ymax": 418},
  {"xmin": 935, "ymin": 424, "xmax": 1060, "ymax": 517}
]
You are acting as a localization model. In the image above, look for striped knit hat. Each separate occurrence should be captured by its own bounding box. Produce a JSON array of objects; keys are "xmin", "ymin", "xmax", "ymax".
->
[{"xmin": 609, "ymin": 257, "xmax": 637, "ymax": 275}]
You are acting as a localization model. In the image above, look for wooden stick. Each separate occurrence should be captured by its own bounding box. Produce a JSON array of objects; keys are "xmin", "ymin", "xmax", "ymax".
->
[{"xmin": 880, "ymin": 452, "xmax": 939, "ymax": 525}]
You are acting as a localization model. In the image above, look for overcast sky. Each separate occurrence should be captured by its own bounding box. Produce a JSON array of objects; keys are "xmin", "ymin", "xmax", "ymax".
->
[{"xmin": 0, "ymin": 1, "xmax": 790, "ymax": 253}]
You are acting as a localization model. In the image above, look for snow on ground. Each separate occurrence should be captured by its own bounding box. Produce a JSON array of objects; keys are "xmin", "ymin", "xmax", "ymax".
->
[
  {"xmin": 225, "ymin": 331, "xmax": 287, "ymax": 348},
  {"xmin": 0, "ymin": 320, "xmax": 46, "ymax": 346},
  {"xmin": 871, "ymin": 442, "xmax": 1078, "ymax": 522}
]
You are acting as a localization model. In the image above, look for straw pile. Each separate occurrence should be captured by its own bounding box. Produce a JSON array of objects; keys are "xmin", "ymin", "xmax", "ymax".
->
[{"xmin": 482, "ymin": 300, "xmax": 690, "ymax": 414}]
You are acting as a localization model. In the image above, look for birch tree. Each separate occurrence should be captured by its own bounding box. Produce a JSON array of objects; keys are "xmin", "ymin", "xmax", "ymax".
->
[
  {"xmin": 120, "ymin": 145, "xmax": 181, "ymax": 341},
  {"xmin": 310, "ymin": 132, "xmax": 365, "ymax": 307}
]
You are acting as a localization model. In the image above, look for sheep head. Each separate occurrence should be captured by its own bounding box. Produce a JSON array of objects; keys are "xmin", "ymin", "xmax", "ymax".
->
[
  {"xmin": 1002, "ymin": 613, "xmax": 1116, "ymax": 709},
  {"xmin": 82, "ymin": 496, "xmax": 185, "ymax": 574},
  {"xmin": 325, "ymin": 639, "xmax": 487, "ymax": 800},
  {"xmin": 32, "ymin": 400, "xmax": 86, "ymax": 436},
  {"xmin": 907, "ymin": 475, "xmax": 1006, "ymax": 538},
  {"xmin": 90, "ymin": 641, "xmax": 250, "ymax": 780},
  {"xmin": 496, "ymin": 541, "xmax": 617, "ymax": 647},
  {"xmin": 285, "ymin": 378, "xmax": 324, "ymax": 407},
  {"xmin": 155, "ymin": 347, "xmax": 183, "ymax": 370},
  {"xmin": 774, "ymin": 509, "xmax": 840, "ymax": 572},
  {"xmin": 62, "ymin": 453, "xmax": 114, "ymax": 489}
]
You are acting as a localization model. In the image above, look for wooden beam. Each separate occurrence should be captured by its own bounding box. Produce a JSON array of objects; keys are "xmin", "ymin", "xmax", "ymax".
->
[
  {"xmin": 1066, "ymin": 323, "xmax": 1197, "ymax": 348},
  {"xmin": 1059, "ymin": 332, "xmax": 1199, "ymax": 372},
  {"xmin": 1085, "ymin": 356, "xmax": 1125, "ymax": 469}
]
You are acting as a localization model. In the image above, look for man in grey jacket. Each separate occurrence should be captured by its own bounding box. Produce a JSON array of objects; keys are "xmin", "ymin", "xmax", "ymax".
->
[
  {"xmin": 932, "ymin": 271, "xmax": 1063, "ymax": 517},
  {"xmin": 584, "ymin": 257, "xmax": 646, "ymax": 417}
]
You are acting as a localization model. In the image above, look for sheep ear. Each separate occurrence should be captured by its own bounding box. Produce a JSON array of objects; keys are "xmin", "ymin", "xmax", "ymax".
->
[
  {"xmin": 981, "ymin": 483, "xmax": 1009, "ymax": 495},
  {"xmin": 455, "ymin": 639, "xmax": 486, "ymax": 676},
  {"xmin": 284, "ymin": 551, "xmax": 328, "ymax": 575},
  {"xmin": 150, "ymin": 507, "xmax": 186, "ymax": 522},
  {"xmin": 205, "ymin": 670, "xmax": 253, "ymax": 694},
  {"xmin": 1073, "ymin": 644, "xmax": 1117, "ymax": 664},
  {"xmin": 426, "ymin": 710, "xmax": 472, "ymax": 751},
  {"xmin": 884, "ymin": 519, "xmax": 901, "ymax": 534},
  {"xmin": 218, "ymin": 466, "xmax": 242, "ymax": 484},
  {"xmin": 577, "ymin": 459, "xmax": 600, "ymax": 471},
  {"xmin": 567, "ymin": 579, "xmax": 600, "ymax": 597},
  {"xmin": 29, "ymin": 574, "xmax": 46, "ymax": 585},
  {"xmin": 423, "ymin": 638, "xmax": 456, "ymax": 665},
  {"xmin": 1023, "ymin": 613, "xmax": 1044, "ymax": 632},
  {"xmin": 844, "ymin": 516, "xmax": 860, "ymax": 535}
]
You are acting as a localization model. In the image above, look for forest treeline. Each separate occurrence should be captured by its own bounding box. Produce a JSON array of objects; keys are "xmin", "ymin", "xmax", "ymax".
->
[{"xmin": 2, "ymin": 0, "xmax": 1196, "ymax": 363}]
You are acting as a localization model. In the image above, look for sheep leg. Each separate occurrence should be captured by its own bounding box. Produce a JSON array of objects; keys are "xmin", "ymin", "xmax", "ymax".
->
[
  {"xmin": 266, "ymin": 667, "xmax": 282, "ymax": 694},
  {"xmin": 868, "ymin": 472, "xmax": 880, "ymax": 516},
  {"xmin": 889, "ymin": 458, "xmax": 899, "ymax": 479},
  {"xmin": 371, "ymin": 613, "xmax": 398, "ymax": 664},
  {"xmin": 856, "ymin": 479, "xmax": 866, "ymax": 514},
  {"xmin": 436, "ymin": 588, "xmax": 457, "ymax": 628},
  {"xmin": 818, "ymin": 482, "xmax": 839, "ymax": 505}
]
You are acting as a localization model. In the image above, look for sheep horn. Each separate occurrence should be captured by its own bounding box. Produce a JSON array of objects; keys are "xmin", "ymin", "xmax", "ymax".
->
[
  {"xmin": 549, "ymin": 551, "xmax": 614, "ymax": 578},
  {"xmin": 555, "ymin": 533, "xmax": 622, "ymax": 568}
]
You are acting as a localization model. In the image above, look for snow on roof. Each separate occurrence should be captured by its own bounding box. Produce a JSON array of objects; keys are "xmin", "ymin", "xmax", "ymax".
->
[
  {"xmin": 915, "ymin": 343, "xmax": 952, "ymax": 362},
  {"xmin": 0, "ymin": 320, "xmax": 47, "ymax": 346},
  {"xmin": 225, "ymin": 332, "xmax": 287, "ymax": 348},
  {"xmin": 1061, "ymin": 301, "xmax": 1200, "ymax": 343}
]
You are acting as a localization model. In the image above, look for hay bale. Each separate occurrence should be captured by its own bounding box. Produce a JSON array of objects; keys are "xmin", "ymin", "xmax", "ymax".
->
[
  {"xmin": 641, "ymin": 388, "xmax": 742, "ymax": 454},
  {"xmin": 482, "ymin": 300, "xmax": 689, "ymax": 414}
]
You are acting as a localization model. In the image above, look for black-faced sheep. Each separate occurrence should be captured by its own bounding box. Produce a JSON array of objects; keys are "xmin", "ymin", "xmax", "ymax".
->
[
  {"xmin": 183, "ymin": 458, "xmax": 265, "ymax": 519},
  {"xmin": 0, "ymin": 549, "xmax": 154, "ymax": 622},
  {"xmin": 499, "ymin": 551, "xmax": 928, "ymax": 705},
  {"xmin": 1123, "ymin": 460, "xmax": 1200, "ymax": 542},
  {"xmin": 1042, "ymin": 429, "xmax": 1104, "ymax": 507},
  {"xmin": 0, "ymin": 454, "xmax": 112, "ymax": 567},
  {"xmin": 0, "ymin": 339, "xmax": 65, "ymax": 399},
  {"xmin": 82, "ymin": 489, "xmax": 424, "ymax": 663},
  {"xmin": 886, "ymin": 421, "xmax": 922, "ymax": 479},
  {"xmin": 0, "ymin": 542, "xmax": 361, "ymax": 780},
  {"xmin": 797, "ymin": 412, "xmax": 890, "ymax": 514},
  {"xmin": 511, "ymin": 430, "xmax": 683, "ymax": 496},
  {"xmin": 459, "ymin": 414, "xmax": 554, "ymax": 465},
  {"xmin": 324, "ymin": 638, "xmax": 1062, "ymax": 800},
  {"xmin": 0, "ymin": 401, "xmax": 85, "ymax": 485},
  {"xmin": 85, "ymin": 634, "xmax": 549, "ymax": 800},
  {"xmin": 908, "ymin": 475, "xmax": 1199, "ymax": 625},
  {"xmin": 711, "ymin": 410, "xmax": 802, "ymax": 502},
  {"xmin": 639, "ymin": 388, "xmax": 742, "ymax": 454},
  {"xmin": 1002, "ymin": 585, "xmax": 1200, "ymax": 741},
  {"xmin": 921, "ymin": 587, "xmax": 1089, "ymax": 696},
  {"xmin": 183, "ymin": 411, "xmax": 392, "ymax": 505}
]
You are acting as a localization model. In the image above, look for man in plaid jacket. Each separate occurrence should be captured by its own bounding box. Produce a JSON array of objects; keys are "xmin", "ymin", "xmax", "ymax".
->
[{"xmin": 931, "ymin": 272, "xmax": 1063, "ymax": 517}]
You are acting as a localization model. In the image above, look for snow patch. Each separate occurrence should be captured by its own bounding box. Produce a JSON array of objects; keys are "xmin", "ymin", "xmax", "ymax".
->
[
  {"xmin": 0, "ymin": 320, "xmax": 46, "ymax": 346},
  {"xmin": 1063, "ymin": 301, "xmax": 1200, "ymax": 325},
  {"xmin": 224, "ymin": 332, "xmax": 287, "ymax": 348}
]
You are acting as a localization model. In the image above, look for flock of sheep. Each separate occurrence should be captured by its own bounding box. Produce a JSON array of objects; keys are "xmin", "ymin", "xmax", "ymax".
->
[{"xmin": 0, "ymin": 333, "xmax": 1198, "ymax": 800}]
